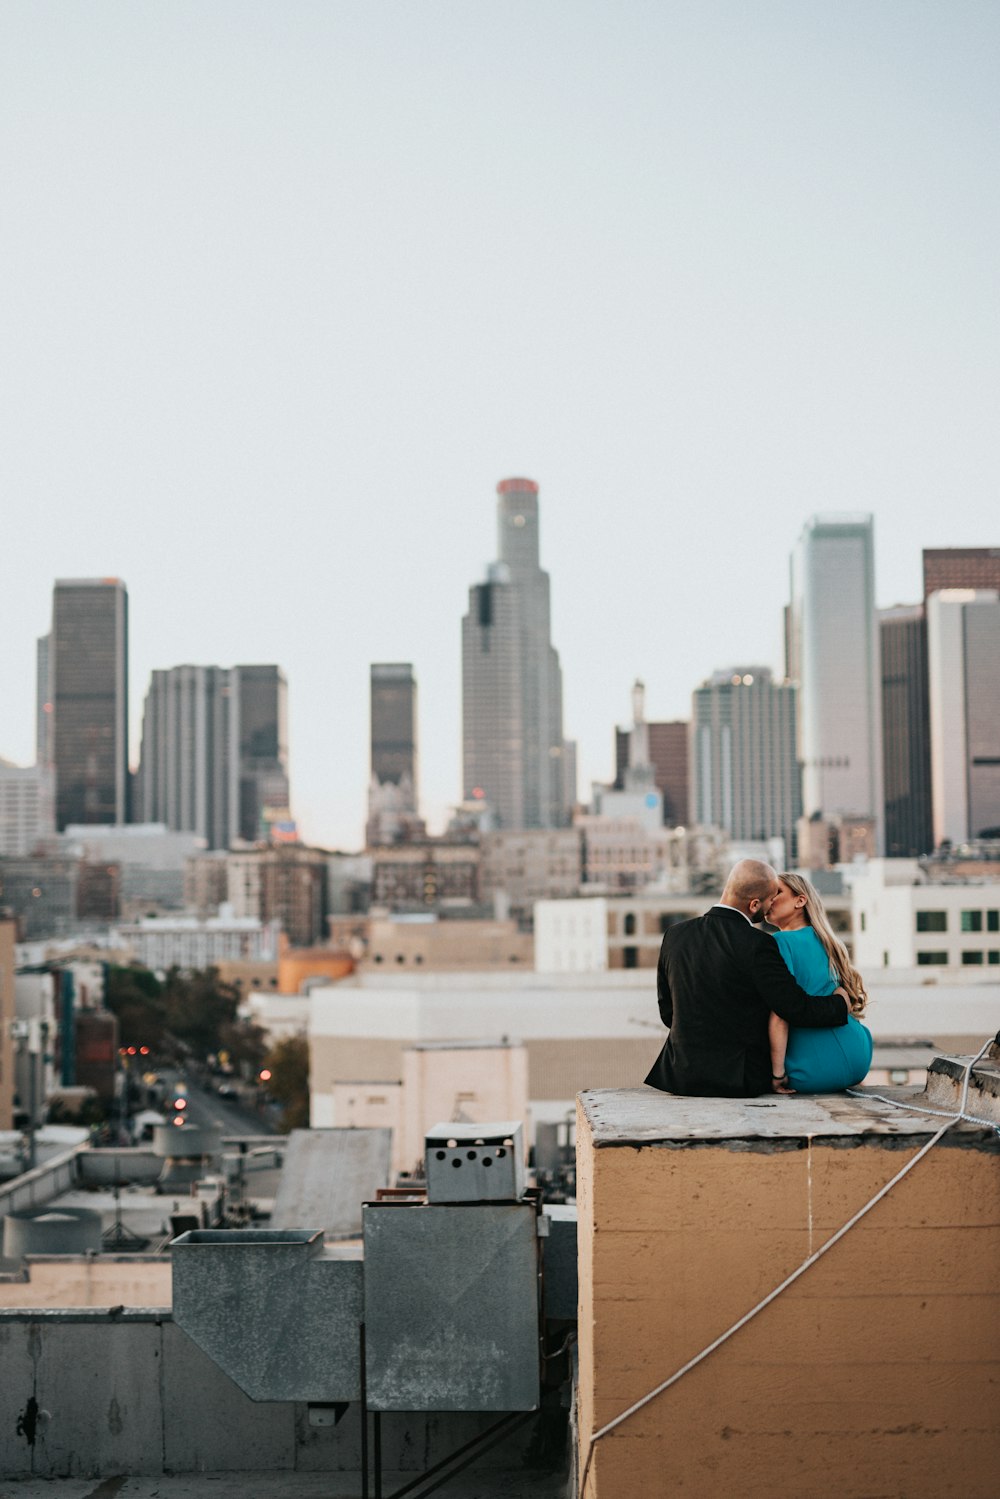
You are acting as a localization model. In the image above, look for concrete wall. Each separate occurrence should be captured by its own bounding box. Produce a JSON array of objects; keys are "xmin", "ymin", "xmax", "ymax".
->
[
  {"xmin": 0, "ymin": 1308, "xmax": 559, "ymax": 1479},
  {"xmin": 577, "ymin": 1099, "xmax": 1000, "ymax": 1498},
  {"xmin": 0, "ymin": 917, "xmax": 15, "ymax": 1130}
]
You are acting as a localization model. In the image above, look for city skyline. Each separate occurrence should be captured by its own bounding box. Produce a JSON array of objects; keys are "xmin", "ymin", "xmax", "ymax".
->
[{"xmin": 2, "ymin": 4, "xmax": 998, "ymax": 847}]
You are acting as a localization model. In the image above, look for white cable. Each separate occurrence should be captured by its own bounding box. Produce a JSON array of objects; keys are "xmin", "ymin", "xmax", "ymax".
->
[{"xmin": 578, "ymin": 1038, "xmax": 997, "ymax": 1497}]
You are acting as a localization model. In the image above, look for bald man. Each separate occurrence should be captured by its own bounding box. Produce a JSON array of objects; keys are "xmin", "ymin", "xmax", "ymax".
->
[{"xmin": 644, "ymin": 859, "xmax": 849, "ymax": 1098}]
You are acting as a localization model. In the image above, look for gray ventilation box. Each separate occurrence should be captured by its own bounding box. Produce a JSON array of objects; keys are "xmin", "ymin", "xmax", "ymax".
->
[
  {"xmin": 424, "ymin": 1121, "xmax": 524, "ymax": 1203},
  {"xmin": 362, "ymin": 1201, "xmax": 540, "ymax": 1411}
]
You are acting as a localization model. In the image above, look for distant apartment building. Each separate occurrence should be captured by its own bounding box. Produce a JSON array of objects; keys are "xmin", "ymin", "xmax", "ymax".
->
[
  {"xmin": 690, "ymin": 666, "xmax": 801, "ymax": 859},
  {"xmin": 923, "ymin": 546, "xmax": 1000, "ymax": 597},
  {"xmin": 51, "ymin": 578, "xmax": 129, "ymax": 830},
  {"xmin": 478, "ymin": 829, "xmax": 582, "ymax": 916},
  {"xmin": 576, "ymin": 815, "xmax": 685, "ymax": 893},
  {"xmin": 926, "ymin": 590, "xmax": 1000, "ymax": 846},
  {"xmin": 462, "ymin": 478, "xmax": 569, "ymax": 830},
  {"xmin": 183, "ymin": 850, "xmax": 230, "ymax": 917},
  {"xmin": 370, "ymin": 841, "xmax": 480, "ymax": 911},
  {"xmin": 788, "ymin": 516, "xmax": 883, "ymax": 852},
  {"xmin": 880, "ymin": 604, "xmax": 933, "ymax": 858},
  {"xmin": 226, "ymin": 844, "xmax": 327, "ymax": 947},
  {"xmin": 365, "ymin": 915, "xmax": 533, "ymax": 970},
  {"xmin": 0, "ymin": 760, "xmax": 55, "ymax": 856},
  {"xmin": 852, "ymin": 859, "xmax": 1000, "ymax": 971},
  {"xmin": 366, "ymin": 664, "xmax": 422, "ymax": 845},
  {"xmin": 0, "ymin": 856, "xmax": 79, "ymax": 940}
]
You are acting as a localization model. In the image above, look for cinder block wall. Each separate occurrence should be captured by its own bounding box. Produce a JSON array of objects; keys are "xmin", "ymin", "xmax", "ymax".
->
[{"xmin": 577, "ymin": 1096, "xmax": 1000, "ymax": 1499}]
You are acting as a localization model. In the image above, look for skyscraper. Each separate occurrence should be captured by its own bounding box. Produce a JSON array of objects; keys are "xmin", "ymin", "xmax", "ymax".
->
[
  {"xmin": 788, "ymin": 516, "xmax": 883, "ymax": 852},
  {"xmin": 927, "ymin": 590, "xmax": 1000, "ymax": 845},
  {"xmin": 462, "ymin": 478, "xmax": 568, "ymax": 830},
  {"xmin": 51, "ymin": 578, "xmax": 129, "ymax": 830},
  {"xmin": 880, "ymin": 604, "xmax": 933, "ymax": 857},
  {"xmin": 137, "ymin": 663, "xmax": 289, "ymax": 847},
  {"xmin": 691, "ymin": 667, "xmax": 801, "ymax": 858},
  {"xmin": 137, "ymin": 665, "xmax": 236, "ymax": 849},
  {"xmin": 366, "ymin": 664, "xmax": 420, "ymax": 846},
  {"xmin": 232, "ymin": 665, "xmax": 289, "ymax": 842},
  {"xmin": 615, "ymin": 719, "xmax": 689, "ymax": 826},
  {"xmin": 36, "ymin": 633, "xmax": 52, "ymax": 767}
]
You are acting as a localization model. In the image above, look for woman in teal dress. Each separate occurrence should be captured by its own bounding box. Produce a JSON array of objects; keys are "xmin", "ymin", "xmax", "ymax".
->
[{"xmin": 767, "ymin": 872, "xmax": 873, "ymax": 1094}]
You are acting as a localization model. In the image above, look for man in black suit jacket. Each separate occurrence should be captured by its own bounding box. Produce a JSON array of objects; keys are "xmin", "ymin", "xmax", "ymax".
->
[{"xmin": 644, "ymin": 859, "xmax": 849, "ymax": 1098}]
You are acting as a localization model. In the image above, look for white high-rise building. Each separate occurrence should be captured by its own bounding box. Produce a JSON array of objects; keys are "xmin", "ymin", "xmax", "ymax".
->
[
  {"xmin": 788, "ymin": 515, "xmax": 884, "ymax": 852},
  {"xmin": 462, "ymin": 478, "xmax": 569, "ymax": 830},
  {"xmin": 137, "ymin": 663, "xmax": 290, "ymax": 850},
  {"xmin": 927, "ymin": 589, "xmax": 1000, "ymax": 846},
  {"xmin": 137, "ymin": 666, "xmax": 237, "ymax": 850},
  {"xmin": 0, "ymin": 760, "xmax": 55, "ymax": 856}
]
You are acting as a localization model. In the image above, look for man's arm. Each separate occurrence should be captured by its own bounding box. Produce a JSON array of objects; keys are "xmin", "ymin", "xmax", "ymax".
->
[
  {"xmin": 656, "ymin": 942, "xmax": 673, "ymax": 1028},
  {"xmin": 751, "ymin": 936, "xmax": 848, "ymax": 1028}
]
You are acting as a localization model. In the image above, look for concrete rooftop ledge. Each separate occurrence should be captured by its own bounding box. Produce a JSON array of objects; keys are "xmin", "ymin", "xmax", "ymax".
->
[{"xmin": 580, "ymin": 1074, "xmax": 1000, "ymax": 1147}]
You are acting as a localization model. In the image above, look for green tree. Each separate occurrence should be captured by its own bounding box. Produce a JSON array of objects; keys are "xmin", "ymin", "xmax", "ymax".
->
[
  {"xmin": 263, "ymin": 1035, "xmax": 310, "ymax": 1132},
  {"xmin": 104, "ymin": 965, "xmax": 167, "ymax": 1053},
  {"xmin": 161, "ymin": 967, "xmax": 241, "ymax": 1061}
]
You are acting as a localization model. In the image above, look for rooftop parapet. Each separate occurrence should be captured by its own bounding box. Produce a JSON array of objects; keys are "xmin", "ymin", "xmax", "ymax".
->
[{"xmin": 576, "ymin": 1062, "xmax": 1000, "ymax": 1499}]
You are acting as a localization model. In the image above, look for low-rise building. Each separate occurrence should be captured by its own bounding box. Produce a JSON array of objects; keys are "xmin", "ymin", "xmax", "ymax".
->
[
  {"xmin": 478, "ymin": 829, "xmax": 582, "ymax": 915},
  {"xmin": 852, "ymin": 858, "xmax": 1000, "ymax": 970},
  {"xmin": 536, "ymin": 891, "xmax": 853, "ymax": 973},
  {"xmin": 111, "ymin": 913, "xmax": 281, "ymax": 971},
  {"xmin": 369, "ymin": 840, "xmax": 480, "ymax": 910},
  {"xmin": 227, "ymin": 845, "xmax": 328, "ymax": 946},
  {"xmin": 366, "ymin": 914, "xmax": 532, "ymax": 970}
]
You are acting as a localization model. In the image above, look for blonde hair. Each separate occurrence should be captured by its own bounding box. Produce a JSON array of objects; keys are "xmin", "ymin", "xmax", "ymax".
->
[{"xmin": 779, "ymin": 872, "xmax": 868, "ymax": 1015}]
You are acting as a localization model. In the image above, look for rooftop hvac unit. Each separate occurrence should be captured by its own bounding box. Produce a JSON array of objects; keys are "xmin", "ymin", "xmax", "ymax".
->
[{"xmin": 424, "ymin": 1120, "xmax": 524, "ymax": 1203}]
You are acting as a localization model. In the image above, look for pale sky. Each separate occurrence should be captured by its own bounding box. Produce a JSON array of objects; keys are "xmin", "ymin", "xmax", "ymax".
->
[{"xmin": 2, "ymin": 1, "xmax": 998, "ymax": 848}]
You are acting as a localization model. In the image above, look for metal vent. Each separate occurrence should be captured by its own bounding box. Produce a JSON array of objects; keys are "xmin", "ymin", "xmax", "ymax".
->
[{"xmin": 424, "ymin": 1121, "xmax": 525, "ymax": 1203}]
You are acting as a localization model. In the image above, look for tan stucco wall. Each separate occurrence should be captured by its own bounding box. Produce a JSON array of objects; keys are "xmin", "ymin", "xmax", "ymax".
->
[
  {"xmin": 577, "ymin": 1115, "xmax": 1000, "ymax": 1498},
  {"xmin": 0, "ymin": 1256, "xmax": 171, "ymax": 1308}
]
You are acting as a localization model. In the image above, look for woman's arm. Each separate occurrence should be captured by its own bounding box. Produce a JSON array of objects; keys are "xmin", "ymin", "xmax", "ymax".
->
[{"xmin": 768, "ymin": 1012, "xmax": 794, "ymax": 1093}]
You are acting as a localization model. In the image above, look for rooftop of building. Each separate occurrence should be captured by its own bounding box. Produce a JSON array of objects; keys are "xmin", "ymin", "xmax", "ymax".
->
[{"xmin": 581, "ymin": 1047, "xmax": 1000, "ymax": 1147}]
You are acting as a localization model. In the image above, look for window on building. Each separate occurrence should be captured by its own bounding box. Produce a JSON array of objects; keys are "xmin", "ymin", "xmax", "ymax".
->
[
  {"xmin": 916, "ymin": 951, "xmax": 948, "ymax": 965},
  {"xmin": 860, "ymin": 913, "xmax": 866, "ymax": 931},
  {"xmin": 915, "ymin": 911, "xmax": 947, "ymax": 933},
  {"xmin": 961, "ymin": 910, "xmax": 983, "ymax": 933},
  {"xmin": 624, "ymin": 946, "xmax": 638, "ymax": 969},
  {"xmin": 962, "ymin": 950, "xmax": 985, "ymax": 965},
  {"xmin": 988, "ymin": 911, "xmax": 999, "ymax": 932},
  {"xmin": 989, "ymin": 951, "xmax": 1000, "ymax": 965},
  {"xmin": 624, "ymin": 912, "xmax": 637, "ymax": 936}
]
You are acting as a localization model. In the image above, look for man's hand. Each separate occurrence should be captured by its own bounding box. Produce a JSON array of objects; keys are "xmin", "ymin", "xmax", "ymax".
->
[{"xmin": 771, "ymin": 1073, "xmax": 795, "ymax": 1095}]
